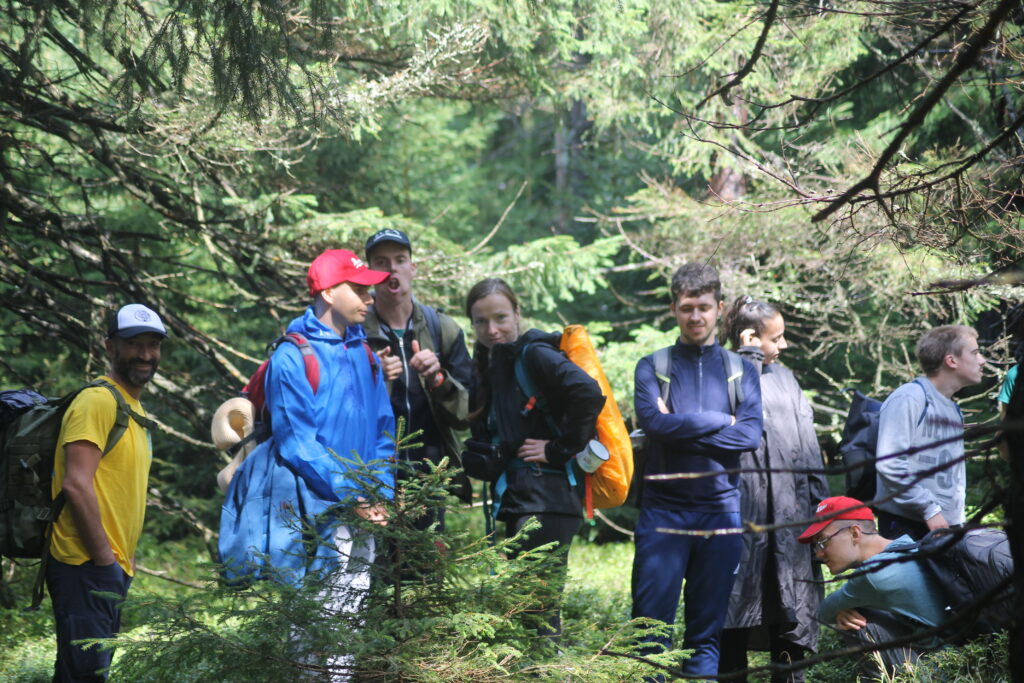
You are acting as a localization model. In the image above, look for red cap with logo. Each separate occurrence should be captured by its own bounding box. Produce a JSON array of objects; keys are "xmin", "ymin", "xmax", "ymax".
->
[
  {"xmin": 797, "ymin": 496, "xmax": 874, "ymax": 544},
  {"xmin": 307, "ymin": 249, "xmax": 389, "ymax": 296}
]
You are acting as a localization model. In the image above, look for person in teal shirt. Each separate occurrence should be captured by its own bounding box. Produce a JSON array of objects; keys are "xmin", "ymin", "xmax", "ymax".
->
[
  {"xmin": 998, "ymin": 364, "xmax": 1017, "ymax": 461},
  {"xmin": 798, "ymin": 497, "xmax": 947, "ymax": 680},
  {"xmin": 998, "ymin": 364, "xmax": 1017, "ymax": 409}
]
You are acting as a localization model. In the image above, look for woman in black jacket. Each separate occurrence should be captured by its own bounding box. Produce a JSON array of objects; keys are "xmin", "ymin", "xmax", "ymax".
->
[
  {"xmin": 464, "ymin": 278, "xmax": 604, "ymax": 635},
  {"xmin": 718, "ymin": 297, "xmax": 831, "ymax": 683}
]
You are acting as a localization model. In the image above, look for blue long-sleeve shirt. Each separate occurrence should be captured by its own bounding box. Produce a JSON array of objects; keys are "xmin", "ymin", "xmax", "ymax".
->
[{"xmin": 634, "ymin": 340, "xmax": 763, "ymax": 511}]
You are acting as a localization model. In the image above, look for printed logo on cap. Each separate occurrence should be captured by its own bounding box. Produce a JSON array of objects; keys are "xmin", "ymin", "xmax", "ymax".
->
[
  {"xmin": 351, "ymin": 256, "xmax": 366, "ymax": 268},
  {"xmin": 816, "ymin": 501, "xmax": 828, "ymax": 513},
  {"xmin": 134, "ymin": 309, "xmax": 152, "ymax": 322}
]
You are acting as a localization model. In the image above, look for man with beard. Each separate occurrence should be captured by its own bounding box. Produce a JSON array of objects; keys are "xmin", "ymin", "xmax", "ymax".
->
[
  {"xmin": 363, "ymin": 229, "xmax": 474, "ymax": 525},
  {"xmin": 47, "ymin": 304, "xmax": 166, "ymax": 681}
]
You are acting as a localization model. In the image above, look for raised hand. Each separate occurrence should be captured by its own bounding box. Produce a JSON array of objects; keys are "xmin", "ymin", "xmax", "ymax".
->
[
  {"xmin": 408, "ymin": 339, "xmax": 441, "ymax": 378},
  {"xmin": 739, "ymin": 327, "xmax": 760, "ymax": 349},
  {"xmin": 377, "ymin": 346, "xmax": 403, "ymax": 382}
]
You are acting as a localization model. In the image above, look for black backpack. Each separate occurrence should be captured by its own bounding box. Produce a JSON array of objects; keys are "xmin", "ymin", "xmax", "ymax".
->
[
  {"xmin": 839, "ymin": 380, "xmax": 930, "ymax": 502},
  {"xmin": 903, "ymin": 529, "xmax": 1014, "ymax": 642}
]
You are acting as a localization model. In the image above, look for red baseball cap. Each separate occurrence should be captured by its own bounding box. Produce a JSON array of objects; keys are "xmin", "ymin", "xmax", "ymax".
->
[
  {"xmin": 797, "ymin": 496, "xmax": 874, "ymax": 544},
  {"xmin": 307, "ymin": 249, "xmax": 389, "ymax": 295}
]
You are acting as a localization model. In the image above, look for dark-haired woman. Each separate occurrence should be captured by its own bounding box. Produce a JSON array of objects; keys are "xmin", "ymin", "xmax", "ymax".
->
[
  {"xmin": 718, "ymin": 298, "xmax": 830, "ymax": 683},
  {"xmin": 464, "ymin": 278, "xmax": 605, "ymax": 635}
]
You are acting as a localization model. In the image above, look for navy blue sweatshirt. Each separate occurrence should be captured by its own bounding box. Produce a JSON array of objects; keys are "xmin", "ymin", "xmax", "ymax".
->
[{"xmin": 634, "ymin": 340, "xmax": 763, "ymax": 511}]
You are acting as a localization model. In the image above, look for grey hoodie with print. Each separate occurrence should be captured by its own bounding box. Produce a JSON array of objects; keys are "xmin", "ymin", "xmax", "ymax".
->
[{"xmin": 874, "ymin": 377, "xmax": 966, "ymax": 525}]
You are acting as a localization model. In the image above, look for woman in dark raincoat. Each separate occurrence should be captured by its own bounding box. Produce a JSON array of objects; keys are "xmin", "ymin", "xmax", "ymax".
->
[{"xmin": 718, "ymin": 297, "xmax": 830, "ymax": 683}]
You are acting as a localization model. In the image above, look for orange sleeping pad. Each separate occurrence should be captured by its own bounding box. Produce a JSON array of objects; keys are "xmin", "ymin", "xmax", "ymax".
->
[{"xmin": 559, "ymin": 325, "xmax": 633, "ymax": 513}]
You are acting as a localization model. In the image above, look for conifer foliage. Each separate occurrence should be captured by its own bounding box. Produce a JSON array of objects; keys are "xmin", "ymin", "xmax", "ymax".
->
[{"xmin": 109, "ymin": 455, "xmax": 653, "ymax": 682}]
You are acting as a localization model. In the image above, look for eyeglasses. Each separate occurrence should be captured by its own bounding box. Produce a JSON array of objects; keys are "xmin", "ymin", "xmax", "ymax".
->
[{"xmin": 812, "ymin": 526, "xmax": 852, "ymax": 554}]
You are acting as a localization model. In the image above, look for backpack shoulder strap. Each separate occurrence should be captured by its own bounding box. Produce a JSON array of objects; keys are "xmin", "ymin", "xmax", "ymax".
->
[
  {"xmin": 514, "ymin": 343, "xmax": 540, "ymax": 408},
  {"xmin": 508, "ymin": 341, "xmax": 573, "ymax": 493},
  {"xmin": 281, "ymin": 332, "xmax": 321, "ymax": 394},
  {"xmin": 513, "ymin": 342, "xmax": 561, "ymax": 436},
  {"xmin": 911, "ymin": 378, "xmax": 934, "ymax": 425},
  {"xmin": 418, "ymin": 302, "xmax": 443, "ymax": 354},
  {"xmin": 438, "ymin": 312, "xmax": 462, "ymax": 359},
  {"xmin": 653, "ymin": 346, "xmax": 673, "ymax": 405},
  {"xmin": 721, "ymin": 347, "xmax": 745, "ymax": 414},
  {"xmin": 91, "ymin": 380, "xmax": 157, "ymax": 455},
  {"xmin": 362, "ymin": 341, "xmax": 379, "ymax": 384}
]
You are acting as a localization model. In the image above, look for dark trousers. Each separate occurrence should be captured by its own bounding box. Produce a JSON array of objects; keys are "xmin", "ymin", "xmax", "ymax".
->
[
  {"xmin": 719, "ymin": 627, "xmax": 806, "ymax": 683},
  {"xmin": 45, "ymin": 557, "xmax": 132, "ymax": 682},
  {"xmin": 631, "ymin": 507, "xmax": 743, "ymax": 677},
  {"xmin": 836, "ymin": 608, "xmax": 926, "ymax": 681},
  {"xmin": 505, "ymin": 512, "xmax": 581, "ymax": 636},
  {"xmin": 877, "ymin": 510, "xmax": 930, "ymax": 541}
]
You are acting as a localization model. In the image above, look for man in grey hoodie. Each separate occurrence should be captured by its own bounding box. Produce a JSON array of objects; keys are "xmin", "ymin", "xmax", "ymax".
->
[{"xmin": 875, "ymin": 325, "xmax": 986, "ymax": 540}]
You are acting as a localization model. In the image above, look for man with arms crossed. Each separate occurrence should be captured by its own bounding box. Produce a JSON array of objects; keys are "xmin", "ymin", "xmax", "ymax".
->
[
  {"xmin": 875, "ymin": 325, "xmax": 986, "ymax": 539},
  {"xmin": 48, "ymin": 304, "xmax": 166, "ymax": 681},
  {"xmin": 632, "ymin": 263, "xmax": 763, "ymax": 677}
]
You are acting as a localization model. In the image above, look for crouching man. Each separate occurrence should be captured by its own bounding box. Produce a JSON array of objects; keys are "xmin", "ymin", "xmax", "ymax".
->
[{"xmin": 798, "ymin": 496, "xmax": 947, "ymax": 678}]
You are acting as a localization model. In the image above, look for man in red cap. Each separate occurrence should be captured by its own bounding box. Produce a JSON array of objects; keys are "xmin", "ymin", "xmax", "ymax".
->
[
  {"xmin": 798, "ymin": 496, "xmax": 946, "ymax": 678},
  {"xmin": 219, "ymin": 249, "xmax": 396, "ymax": 681}
]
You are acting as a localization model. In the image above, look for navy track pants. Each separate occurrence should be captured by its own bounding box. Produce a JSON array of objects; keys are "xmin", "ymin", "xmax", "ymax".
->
[
  {"xmin": 46, "ymin": 556, "xmax": 132, "ymax": 682},
  {"xmin": 631, "ymin": 507, "xmax": 742, "ymax": 677}
]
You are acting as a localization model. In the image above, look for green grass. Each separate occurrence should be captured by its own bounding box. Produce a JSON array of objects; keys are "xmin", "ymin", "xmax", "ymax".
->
[
  {"xmin": 1, "ymin": 563, "xmax": 59, "ymax": 682},
  {"xmin": 0, "ymin": 531, "xmax": 217, "ymax": 682}
]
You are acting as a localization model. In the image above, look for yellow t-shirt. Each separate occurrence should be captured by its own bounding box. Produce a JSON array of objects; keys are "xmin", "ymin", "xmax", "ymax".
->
[{"xmin": 50, "ymin": 376, "xmax": 152, "ymax": 575}]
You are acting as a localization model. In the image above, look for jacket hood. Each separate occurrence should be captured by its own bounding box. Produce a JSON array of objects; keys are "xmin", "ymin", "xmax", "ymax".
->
[
  {"xmin": 510, "ymin": 328, "xmax": 562, "ymax": 352},
  {"xmin": 286, "ymin": 306, "xmax": 368, "ymax": 345}
]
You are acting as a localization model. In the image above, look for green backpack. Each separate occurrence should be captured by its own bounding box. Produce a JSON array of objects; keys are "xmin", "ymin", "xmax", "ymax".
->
[{"xmin": 1, "ymin": 379, "xmax": 153, "ymax": 606}]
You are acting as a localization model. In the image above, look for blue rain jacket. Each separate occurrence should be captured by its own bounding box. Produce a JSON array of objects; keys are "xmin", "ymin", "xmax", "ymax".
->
[{"xmin": 219, "ymin": 307, "xmax": 396, "ymax": 585}]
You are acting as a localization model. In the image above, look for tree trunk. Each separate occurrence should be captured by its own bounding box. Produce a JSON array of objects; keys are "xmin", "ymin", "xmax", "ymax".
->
[
  {"xmin": 707, "ymin": 100, "xmax": 749, "ymax": 201},
  {"xmin": 553, "ymin": 100, "xmax": 591, "ymax": 234}
]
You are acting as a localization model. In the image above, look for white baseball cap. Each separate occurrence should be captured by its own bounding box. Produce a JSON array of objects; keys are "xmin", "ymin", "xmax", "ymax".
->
[{"xmin": 107, "ymin": 304, "xmax": 168, "ymax": 339}]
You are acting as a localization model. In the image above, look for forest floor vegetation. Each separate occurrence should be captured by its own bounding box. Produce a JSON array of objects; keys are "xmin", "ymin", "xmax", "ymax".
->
[{"xmin": 0, "ymin": 509, "xmax": 1007, "ymax": 679}]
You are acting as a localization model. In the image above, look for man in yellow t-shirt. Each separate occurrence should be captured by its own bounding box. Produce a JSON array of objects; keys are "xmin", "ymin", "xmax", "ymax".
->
[{"xmin": 46, "ymin": 303, "xmax": 166, "ymax": 682}]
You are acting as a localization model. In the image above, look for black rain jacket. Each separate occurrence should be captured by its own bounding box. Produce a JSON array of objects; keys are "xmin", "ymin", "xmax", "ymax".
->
[
  {"xmin": 723, "ymin": 347, "xmax": 831, "ymax": 652},
  {"xmin": 471, "ymin": 329, "xmax": 604, "ymax": 519}
]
